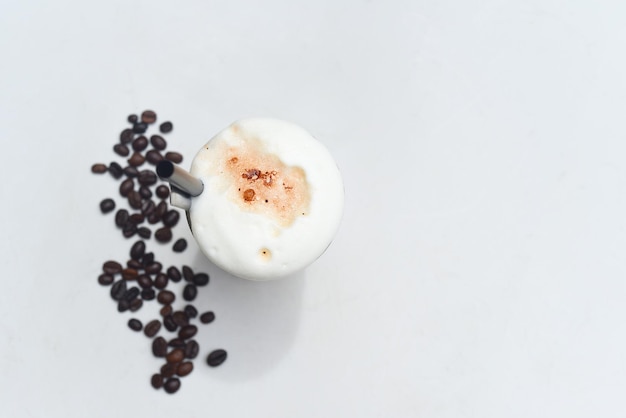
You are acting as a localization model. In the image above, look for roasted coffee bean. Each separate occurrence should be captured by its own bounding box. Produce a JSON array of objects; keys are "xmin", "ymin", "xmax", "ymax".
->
[
  {"xmin": 182, "ymin": 284, "xmax": 197, "ymax": 302},
  {"xmin": 164, "ymin": 151, "xmax": 183, "ymax": 164},
  {"xmin": 172, "ymin": 311, "xmax": 189, "ymax": 327},
  {"xmin": 184, "ymin": 340, "xmax": 199, "ymax": 359},
  {"xmin": 162, "ymin": 210, "xmax": 180, "ymax": 227},
  {"xmin": 141, "ymin": 110, "xmax": 157, "ymax": 124},
  {"xmin": 166, "ymin": 348, "xmax": 185, "ymax": 364},
  {"xmin": 163, "ymin": 377, "xmax": 181, "ymax": 394},
  {"xmin": 163, "ymin": 315, "xmax": 177, "ymax": 332},
  {"xmin": 148, "ymin": 212, "xmax": 160, "ymax": 224},
  {"xmin": 168, "ymin": 338, "xmax": 186, "ymax": 348},
  {"xmin": 141, "ymin": 200, "xmax": 155, "ymax": 216},
  {"xmin": 141, "ymin": 288, "xmax": 155, "ymax": 300},
  {"xmin": 119, "ymin": 178, "xmax": 134, "ymax": 197},
  {"xmin": 137, "ymin": 274, "xmax": 153, "ymax": 289},
  {"xmin": 91, "ymin": 163, "xmax": 107, "ymax": 173},
  {"xmin": 156, "ymin": 200, "xmax": 168, "ymax": 217},
  {"xmin": 122, "ymin": 268, "xmax": 138, "ymax": 280},
  {"xmin": 200, "ymin": 311, "xmax": 215, "ymax": 324},
  {"xmin": 154, "ymin": 273, "xmax": 168, "ymax": 289},
  {"xmin": 113, "ymin": 143, "xmax": 130, "ymax": 157},
  {"xmin": 130, "ymin": 240, "xmax": 146, "ymax": 260},
  {"xmin": 142, "ymin": 252, "xmax": 155, "ymax": 266},
  {"xmin": 117, "ymin": 299, "xmax": 130, "ymax": 312},
  {"xmin": 159, "ymin": 121, "xmax": 173, "ymax": 133},
  {"xmin": 98, "ymin": 274, "xmax": 114, "ymax": 286},
  {"xmin": 115, "ymin": 209, "xmax": 129, "ymax": 227},
  {"xmin": 144, "ymin": 319, "xmax": 161, "ymax": 337},
  {"xmin": 133, "ymin": 122, "xmax": 148, "ymax": 134},
  {"xmin": 132, "ymin": 135, "xmax": 148, "ymax": 152},
  {"xmin": 128, "ymin": 318, "xmax": 142, "ymax": 331},
  {"xmin": 128, "ymin": 114, "xmax": 138, "ymax": 123},
  {"xmin": 129, "ymin": 298, "xmax": 143, "ymax": 312},
  {"xmin": 167, "ymin": 266, "xmax": 182, "ymax": 282},
  {"xmin": 123, "ymin": 287, "xmax": 140, "ymax": 301},
  {"xmin": 155, "ymin": 227, "xmax": 172, "ymax": 243},
  {"xmin": 100, "ymin": 198, "xmax": 115, "ymax": 214},
  {"xmin": 103, "ymin": 261, "xmax": 123, "ymax": 275},
  {"xmin": 137, "ymin": 227, "xmax": 151, "ymax": 239},
  {"xmin": 193, "ymin": 273, "xmax": 209, "ymax": 286},
  {"xmin": 182, "ymin": 266, "xmax": 194, "ymax": 281},
  {"xmin": 178, "ymin": 325, "xmax": 197, "ymax": 340},
  {"xmin": 122, "ymin": 222, "xmax": 137, "ymax": 238},
  {"xmin": 123, "ymin": 166, "xmax": 139, "ymax": 178},
  {"xmin": 160, "ymin": 305, "xmax": 173, "ymax": 317},
  {"xmin": 184, "ymin": 305, "xmax": 198, "ymax": 319},
  {"xmin": 161, "ymin": 364, "xmax": 178, "ymax": 380},
  {"xmin": 139, "ymin": 185, "xmax": 152, "ymax": 199},
  {"xmin": 108, "ymin": 162, "xmax": 123, "ymax": 179},
  {"xmin": 110, "ymin": 280, "xmax": 127, "ymax": 301},
  {"xmin": 120, "ymin": 128, "xmax": 134, "ymax": 143},
  {"xmin": 157, "ymin": 290, "xmax": 175, "ymax": 305},
  {"xmin": 150, "ymin": 135, "xmax": 167, "ymax": 150},
  {"xmin": 145, "ymin": 262, "xmax": 162, "ymax": 274},
  {"xmin": 127, "ymin": 152, "xmax": 145, "ymax": 167},
  {"xmin": 151, "ymin": 373, "xmax": 163, "ymax": 389},
  {"xmin": 152, "ymin": 336, "xmax": 168, "ymax": 357},
  {"xmin": 156, "ymin": 185, "xmax": 170, "ymax": 199},
  {"xmin": 127, "ymin": 190, "xmax": 143, "ymax": 209},
  {"xmin": 207, "ymin": 349, "xmax": 227, "ymax": 367},
  {"xmin": 176, "ymin": 362, "xmax": 193, "ymax": 377},
  {"xmin": 146, "ymin": 149, "xmax": 163, "ymax": 165},
  {"xmin": 127, "ymin": 259, "xmax": 143, "ymax": 269},
  {"xmin": 138, "ymin": 170, "xmax": 157, "ymax": 186},
  {"xmin": 128, "ymin": 213, "xmax": 144, "ymax": 224},
  {"xmin": 172, "ymin": 239, "xmax": 187, "ymax": 253}
]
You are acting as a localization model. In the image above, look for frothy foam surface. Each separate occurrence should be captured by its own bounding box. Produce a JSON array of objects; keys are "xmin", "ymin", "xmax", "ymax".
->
[{"xmin": 189, "ymin": 118, "xmax": 344, "ymax": 280}]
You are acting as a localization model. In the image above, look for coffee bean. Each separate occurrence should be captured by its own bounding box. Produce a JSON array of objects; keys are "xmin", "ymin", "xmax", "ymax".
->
[
  {"xmin": 151, "ymin": 373, "xmax": 163, "ymax": 389},
  {"xmin": 159, "ymin": 121, "xmax": 173, "ymax": 133},
  {"xmin": 123, "ymin": 166, "xmax": 139, "ymax": 178},
  {"xmin": 127, "ymin": 114, "xmax": 138, "ymax": 123},
  {"xmin": 160, "ymin": 305, "xmax": 173, "ymax": 317},
  {"xmin": 141, "ymin": 110, "xmax": 157, "ymax": 124},
  {"xmin": 155, "ymin": 227, "xmax": 172, "ymax": 243},
  {"xmin": 127, "ymin": 152, "xmax": 145, "ymax": 167},
  {"xmin": 145, "ymin": 262, "xmax": 162, "ymax": 274},
  {"xmin": 184, "ymin": 305, "xmax": 198, "ymax": 319},
  {"xmin": 152, "ymin": 336, "xmax": 168, "ymax": 357},
  {"xmin": 123, "ymin": 287, "xmax": 140, "ymax": 301},
  {"xmin": 141, "ymin": 288, "xmax": 155, "ymax": 300},
  {"xmin": 172, "ymin": 311, "xmax": 189, "ymax": 327},
  {"xmin": 127, "ymin": 259, "xmax": 143, "ymax": 269},
  {"xmin": 139, "ymin": 186, "xmax": 152, "ymax": 199},
  {"xmin": 91, "ymin": 163, "xmax": 107, "ymax": 173},
  {"xmin": 176, "ymin": 362, "xmax": 193, "ymax": 377},
  {"xmin": 182, "ymin": 284, "xmax": 197, "ymax": 301},
  {"xmin": 122, "ymin": 222, "xmax": 137, "ymax": 238},
  {"xmin": 193, "ymin": 273, "xmax": 209, "ymax": 286},
  {"xmin": 172, "ymin": 239, "xmax": 187, "ymax": 253},
  {"xmin": 182, "ymin": 266, "xmax": 194, "ymax": 281},
  {"xmin": 163, "ymin": 377, "xmax": 181, "ymax": 394},
  {"xmin": 103, "ymin": 261, "xmax": 123, "ymax": 274},
  {"xmin": 117, "ymin": 299, "xmax": 130, "ymax": 312},
  {"xmin": 157, "ymin": 290, "xmax": 175, "ymax": 305},
  {"xmin": 137, "ymin": 274, "xmax": 153, "ymax": 289},
  {"xmin": 98, "ymin": 274, "xmax": 114, "ymax": 285},
  {"xmin": 163, "ymin": 315, "xmax": 177, "ymax": 332},
  {"xmin": 141, "ymin": 252, "xmax": 155, "ymax": 266},
  {"xmin": 129, "ymin": 213, "xmax": 144, "ymax": 224},
  {"xmin": 146, "ymin": 150, "xmax": 163, "ymax": 165},
  {"xmin": 207, "ymin": 349, "xmax": 227, "ymax": 367},
  {"xmin": 114, "ymin": 209, "xmax": 129, "ymax": 227},
  {"xmin": 161, "ymin": 364, "xmax": 179, "ymax": 380},
  {"xmin": 167, "ymin": 266, "xmax": 182, "ymax": 282},
  {"xmin": 150, "ymin": 135, "xmax": 167, "ymax": 150},
  {"xmin": 168, "ymin": 338, "xmax": 186, "ymax": 349},
  {"xmin": 127, "ymin": 191, "xmax": 143, "ymax": 209},
  {"xmin": 178, "ymin": 325, "xmax": 197, "ymax": 340},
  {"xmin": 148, "ymin": 212, "xmax": 161, "ymax": 224},
  {"xmin": 133, "ymin": 122, "xmax": 148, "ymax": 134},
  {"xmin": 100, "ymin": 198, "xmax": 115, "ymax": 214},
  {"xmin": 128, "ymin": 318, "xmax": 142, "ymax": 331},
  {"xmin": 113, "ymin": 143, "xmax": 130, "ymax": 157},
  {"xmin": 120, "ymin": 128, "xmax": 134, "ymax": 144},
  {"xmin": 110, "ymin": 280, "xmax": 127, "ymax": 301},
  {"xmin": 166, "ymin": 348, "xmax": 185, "ymax": 364},
  {"xmin": 200, "ymin": 311, "xmax": 215, "ymax": 324},
  {"xmin": 156, "ymin": 201, "xmax": 167, "ymax": 217},
  {"xmin": 138, "ymin": 170, "xmax": 157, "ymax": 186},
  {"xmin": 184, "ymin": 340, "xmax": 199, "ymax": 359},
  {"xmin": 164, "ymin": 152, "xmax": 183, "ymax": 164},
  {"xmin": 141, "ymin": 200, "xmax": 156, "ymax": 217},
  {"xmin": 108, "ymin": 162, "xmax": 123, "ymax": 179},
  {"xmin": 129, "ymin": 298, "xmax": 143, "ymax": 312},
  {"xmin": 154, "ymin": 273, "xmax": 168, "ymax": 289},
  {"xmin": 156, "ymin": 185, "xmax": 170, "ymax": 199},
  {"xmin": 144, "ymin": 319, "xmax": 161, "ymax": 337},
  {"xmin": 137, "ymin": 227, "xmax": 151, "ymax": 239},
  {"xmin": 132, "ymin": 135, "xmax": 148, "ymax": 152},
  {"xmin": 122, "ymin": 268, "xmax": 138, "ymax": 280},
  {"xmin": 129, "ymin": 240, "xmax": 145, "ymax": 260},
  {"xmin": 162, "ymin": 210, "xmax": 180, "ymax": 227},
  {"xmin": 119, "ymin": 178, "xmax": 134, "ymax": 197}
]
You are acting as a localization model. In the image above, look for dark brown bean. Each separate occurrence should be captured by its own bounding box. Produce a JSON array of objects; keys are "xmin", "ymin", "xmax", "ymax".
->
[
  {"xmin": 133, "ymin": 122, "xmax": 148, "ymax": 134},
  {"xmin": 110, "ymin": 280, "xmax": 127, "ymax": 301},
  {"xmin": 172, "ymin": 311, "xmax": 189, "ymax": 327},
  {"xmin": 100, "ymin": 198, "xmax": 115, "ymax": 214},
  {"xmin": 182, "ymin": 266, "xmax": 194, "ymax": 281},
  {"xmin": 127, "ymin": 190, "xmax": 143, "ymax": 209},
  {"xmin": 159, "ymin": 121, "xmax": 173, "ymax": 133},
  {"xmin": 137, "ymin": 274, "xmax": 153, "ymax": 289},
  {"xmin": 162, "ymin": 210, "xmax": 180, "ymax": 227},
  {"xmin": 156, "ymin": 200, "xmax": 168, "ymax": 217},
  {"xmin": 145, "ymin": 262, "xmax": 162, "ymax": 274},
  {"xmin": 148, "ymin": 212, "xmax": 161, "ymax": 224},
  {"xmin": 141, "ymin": 199, "xmax": 155, "ymax": 216},
  {"xmin": 151, "ymin": 374, "xmax": 163, "ymax": 389},
  {"xmin": 130, "ymin": 240, "xmax": 146, "ymax": 260},
  {"xmin": 184, "ymin": 340, "xmax": 199, "ymax": 359},
  {"xmin": 168, "ymin": 338, "xmax": 186, "ymax": 348},
  {"xmin": 193, "ymin": 273, "xmax": 209, "ymax": 286},
  {"xmin": 119, "ymin": 178, "xmax": 134, "ymax": 197},
  {"xmin": 157, "ymin": 290, "xmax": 175, "ymax": 305},
  {"xmin": 167, "ymin": 266, "xmax": 182, "ymax": 282},
  {"xmin": 146, "ymin": 149, "xmax": 163, "ymax": 165},
  {"xmin": 160, "ymin": 305, "xmax": 173, "ymax": 317},
  {"xmin": 128, "ymin": 318, "xmax": 142, "ymax": 331},
  {"xmin": 128, "ymin": 213, "xmax": 144, "ymax": 224},
  {"xmin": 91, "ymin": 163, "xmax": 107, "ymax": 173},
  {"xmin": 144, "ymin": 320, "xmax": 161, "ymax": 337},
  {"xmin": 113, "ymin": 143, "xmax": 130, "ymax": 157},
  {"xmin": 163, "ymin": 378, "xmax": 181, "ymax": 395},
  {"xmin": 141, "ymin": 110, "xmax": 157, "ymax": 124},
  {"xmin": 152, "ymin": 336, "xmax": 168, "ymax": 357},
  {"xmin": 98, "ymin": 274, "xmax": 114, "ymax": 286},
  {"xmin": 127, "ymin": 152, "xmax": 145, "ymax": 167},
  {"xmin": 120, "ymin": 128, "xmax": 134, "ymax": 143},
  {"xmin": 108, "ymin": 162, "xmax": 123, "ymax": 179},
  {"xmin": 183, "ymin": 284, "xmax": 197, "ymax": 301},
  {"xmin": 117, "ymin": 299, "xmax": 130, "ymax": 312},
  {"xmin": 123, "ymin": 287, "xmax": 140, "ymax": 301},
  {"xmin": 123, "ymin": 166, "xmax": 139, "ymax": 178},
  {"xmin": 200, "ymin": 311, "xmax": 215, "ymax": 324},
  {"xmin": 150, "ymin": 135, "xmax": 167, "ymax": 150},
  {"xmin": 184, "ymin": 305, "xmax": 198, "ymax": 319},
  {"xmin": 122, "ymin": 268, "xmax": 138, "ymax": 280},
  {"xmin": 156, "ymin": 185, "xmax": 170, "ymax": 199},
  {"xmin": 139, "ymin": 186, "xmax": 152, "ymax": 199},
  {"xmin": 176, "ymin": 362, "xmax": 193, "ymax": 377},
  {"xmin": 141, "ymin": 288, "xmax": 155, "ymax": 300},
  {"xmin": 161, "ymin": 364, "xmax": 179, "ymax": 380},
  {"xmin": 155, "ymin": 227, "xmax": 172, "ymax": 243},
  {"xmin": 178, "ymin": 325, "xmax": 197, "ymax": 340},
  {"xmin": 138, "ymin": 170, "xmax": 157, "ymax": 186},
  {"xmin": 132, "ymin": 135, "xmax": 148, "ymax": 152},
  {"xmin": 127, "ymin": 259, "xmax": 142, "ymax": 269},
  {"xmin": 129, "ymin": 298, "xmax": 143, "ymax": 312},
  {"xmin": 103, "ymin": 261, "xmax": 123, "ymax": 274},
  {"xmin": 122, "ymin": 223, "xmax": 137, "ymax": 238},
  {"xmin": 137, "ymin": 227, "xmax": 151, "ymax": 239},
  {"xmin": 115, "ymin": 209, "xmax": 129, "ymax": 227},
  {"xmin": 172, "ymin": 239, "xmax": 187, "ymax": 253},
  {"xmin": 154, "ymin": 273, "xmax": 168, "ymax": 289},
  {"xmin": 141, "ymin": 252, "xmax": 154, "ymax": 266},
  {"xmin": 166, "ymin": 348, "xmax": 185, "ymax": 364},
  {"xmin": 163, "ymin": 315, "xmax": 177, "ymax": 332},
  {"xmin": 164, "ymin": 152, "xmax": 183, "ymax": 163},
  {"xmin": 207, "ymin": 349, "xmax": 227, "ymax": 367}
]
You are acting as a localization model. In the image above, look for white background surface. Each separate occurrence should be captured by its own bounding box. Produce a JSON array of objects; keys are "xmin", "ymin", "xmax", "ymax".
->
[{"xmin": 1, "ymin": 0, "xmax": 626, "ymax": 417}]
